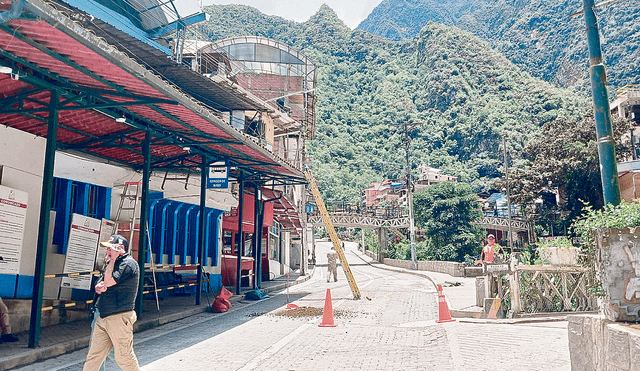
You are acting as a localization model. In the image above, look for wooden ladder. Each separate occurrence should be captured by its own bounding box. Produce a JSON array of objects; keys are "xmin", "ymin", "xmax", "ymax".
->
[{"xmin": 305, "ymin": 170, "xmax": 361, "ymax": 300}]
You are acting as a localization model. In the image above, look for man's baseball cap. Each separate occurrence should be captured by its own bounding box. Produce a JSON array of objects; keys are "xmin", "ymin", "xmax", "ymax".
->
[
  {"xmin": 487, "ymin": 234, "xmax": 495, "ymax": 239},
  {"xmin": 100, "ymin": 234, "xmax": 129, "ymax": 251}
]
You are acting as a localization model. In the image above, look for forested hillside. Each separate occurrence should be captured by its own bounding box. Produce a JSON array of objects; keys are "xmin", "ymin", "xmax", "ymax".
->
[
  {"xmin": 197, "ymin": 5, "xmax": 588, "ymax": 202},
  {"xmin": 358, "ymin": 0, "xmax": 640, "ymax": 91}
]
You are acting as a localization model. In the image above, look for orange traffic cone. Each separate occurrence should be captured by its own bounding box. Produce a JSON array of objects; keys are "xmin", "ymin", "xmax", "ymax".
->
[
  {"xmin": 435, "ymin": 291, "xmax": 456, "ymax": 323},
  {"xmin": 318, "ymin": 288, "xmax": 338, "ymax": 327}
]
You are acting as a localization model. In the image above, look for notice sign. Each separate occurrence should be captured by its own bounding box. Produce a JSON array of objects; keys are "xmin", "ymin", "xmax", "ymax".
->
[
  {"xmin": 0, "ymin": 185, "xmax": 28, "ymax": 274},
  {"xmin": 61, "ymin": 214, "xmax": 101, "ymax": 290},
  {"xmin": 207, "ymin": 161, "xmax": 228, "ymax": 189},
  {"xmin": 95, "ymin": 219, "xmax": 117, "ymax": 270}
]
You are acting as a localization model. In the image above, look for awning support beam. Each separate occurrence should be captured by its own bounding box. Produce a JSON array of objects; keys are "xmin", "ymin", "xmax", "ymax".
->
[{"xmin": 28, "ymin": 89, "xmax": 59, "ymax": 348}]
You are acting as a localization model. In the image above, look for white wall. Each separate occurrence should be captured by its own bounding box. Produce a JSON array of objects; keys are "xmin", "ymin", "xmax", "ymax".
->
[{"xmin": 0, "ymin": 126, "xmax": 46, "ymax": 276}]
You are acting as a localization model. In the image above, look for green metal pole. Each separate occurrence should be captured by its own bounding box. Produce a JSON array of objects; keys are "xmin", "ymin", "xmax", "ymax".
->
[
  {"xmin": 196, "ymin": 157, "xmax": 207, "ymax": 305},
  {"xmin": 236, "ymin": 173, "xmax": 244, "ymax": 295},
  {"xmin": 583, "ymin": 0, "xmax": 621, "ymax": 206},
  {"xmin": 135, "ymin": 130, "xmax": 151, "ymax": 317},
  {"xmin": 29, "ymin": 90, "xmax": 59, "ymax": 348}
]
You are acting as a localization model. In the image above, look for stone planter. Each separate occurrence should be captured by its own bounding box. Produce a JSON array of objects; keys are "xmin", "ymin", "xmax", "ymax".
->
[
  {"xmin": 595, "ymin": 227, "xmax": 640, "ymax": 322},
  {"xmin": 539, "ymin": 246, "xmax": 580, "ymax": 266}
]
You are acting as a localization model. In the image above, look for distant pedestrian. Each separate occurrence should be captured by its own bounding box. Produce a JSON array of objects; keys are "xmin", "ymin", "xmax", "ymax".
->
[
  {"xmin": 481, "ymin": 234, "xmax": 503, "ymax": 263},
  {"xmin": 0, "ymin": 297, "xmax": 19, "ymax": 343},
  {"xmin": 83, "ymin": 235, "xmax": 140, "ymax": 371},
  {"xmin": 327, "ymin": 246, "xmax": 339, "ymax": 282}
]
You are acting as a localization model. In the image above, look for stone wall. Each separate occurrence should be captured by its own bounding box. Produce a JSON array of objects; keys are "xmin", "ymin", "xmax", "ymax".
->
[
  {"xmin": 382, "ymin": 258, "xmax": 466, "ymax": 277},
  {"xmin": 568, "ymin": 314, "xmax": 640, "ymax": 370}
]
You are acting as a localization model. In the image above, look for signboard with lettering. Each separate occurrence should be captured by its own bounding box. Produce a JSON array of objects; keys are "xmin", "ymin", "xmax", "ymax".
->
[
  {"xmin": 207, "ymin": 161, "xmax": 228, "ymax": 189},
  {"xmin": 484, "ymin": 263, "xmax": 510, "ymax": 274},
  {"xmin": 305, "ymin": 204, "xmax": 315, "ymax": 214},
  {"xmin": 0, "ymin": 185, "xmax": 28, "ymax": 274},
  {"xmin": 61, "ymin": 214, "xmax": 101, "ymax": 290}
]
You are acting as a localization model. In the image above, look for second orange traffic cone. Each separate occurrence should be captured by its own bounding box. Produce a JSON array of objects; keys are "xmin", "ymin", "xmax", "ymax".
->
[
  {"xmin": 318, "ymin": 288, "xmax": 338, "ymax": 327},
  {"xmin": 435, "ymin": 285, "xmax": 456, "ymax": 323}
]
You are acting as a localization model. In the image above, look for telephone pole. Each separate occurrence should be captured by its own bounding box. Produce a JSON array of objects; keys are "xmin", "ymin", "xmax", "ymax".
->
[{"xmin": 401, "ymin": 122, "xmax": 420, "ymax": 270}]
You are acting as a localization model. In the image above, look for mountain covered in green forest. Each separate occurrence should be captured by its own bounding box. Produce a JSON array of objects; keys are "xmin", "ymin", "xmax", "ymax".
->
[
  {"xmin": 358, "ymin": 0, "xmax": 640, "ymax": 91},
  {"xmin": 196, "ymin": 5, "xmax": 589, "ymax": 202}
]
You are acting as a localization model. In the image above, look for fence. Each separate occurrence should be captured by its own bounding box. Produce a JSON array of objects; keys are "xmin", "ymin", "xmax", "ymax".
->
[{"xmin": 489, "ymin": 263, "xmax": 597, "ymax": 314}]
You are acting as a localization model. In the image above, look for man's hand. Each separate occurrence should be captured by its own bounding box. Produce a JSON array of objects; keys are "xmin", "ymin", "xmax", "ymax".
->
[{"xmin": 95, "ymin": 281, "xmax": 107, "ymax": 294}]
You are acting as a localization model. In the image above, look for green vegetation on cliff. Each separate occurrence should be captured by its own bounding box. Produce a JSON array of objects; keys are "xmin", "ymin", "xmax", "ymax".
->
[
  {"xmin": 197, "ymin": 5, "xmax": 588, "ymax": 203},
  {"xmin": 358, "ymin": 0, "xmax": 640, "ymax": 91}
]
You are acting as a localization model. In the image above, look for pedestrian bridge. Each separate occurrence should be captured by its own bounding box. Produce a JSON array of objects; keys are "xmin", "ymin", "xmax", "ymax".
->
[
  {"xmin": 309, "ymin": 213, "xmax": 531, "ymax": 234},
  {"xmin": 308, "ymin": 213, "xmax": 410, "ymax": 229}
]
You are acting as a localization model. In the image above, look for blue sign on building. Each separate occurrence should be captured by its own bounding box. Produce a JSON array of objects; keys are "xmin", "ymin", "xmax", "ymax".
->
[
  {"xmin": 207, "ymin": 161, "xmax": 228, "ymax": 189},
  {"xmin": 305, "ymin": 204, "xmax": 315, "ymax": 214}
]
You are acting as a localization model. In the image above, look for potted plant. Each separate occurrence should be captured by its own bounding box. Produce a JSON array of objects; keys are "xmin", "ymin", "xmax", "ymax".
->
[{"xmin": 573, "ymin": 200, "xmax": 640, "ymax": 322}]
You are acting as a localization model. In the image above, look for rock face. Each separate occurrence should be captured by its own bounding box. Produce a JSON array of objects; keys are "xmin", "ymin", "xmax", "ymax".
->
[
  {"xmin": 568, "ymin": 314, "xmax": 640, "ymax": 371},
  {"xmin": 357, "ymin": 0, "xmax": 640, "ymax": 91}
]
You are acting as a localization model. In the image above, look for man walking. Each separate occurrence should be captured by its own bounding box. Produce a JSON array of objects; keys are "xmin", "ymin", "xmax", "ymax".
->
[
  {"xmin": 83, "ymin": 235, "xmax": 140, "ymax": 371},
  {"xmin": 327, "ymin": 245, "xmax": 338, "ymax": 282}
]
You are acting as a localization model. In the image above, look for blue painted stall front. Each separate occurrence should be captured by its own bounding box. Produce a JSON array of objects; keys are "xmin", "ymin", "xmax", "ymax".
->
[{"xmin": 148, "ymin": 198, "xmax": 224, "ymax": 294}]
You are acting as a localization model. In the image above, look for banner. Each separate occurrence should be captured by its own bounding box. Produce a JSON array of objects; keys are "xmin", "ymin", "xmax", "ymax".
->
[
  {"xmin": 0, "ymin": 185, "xmax": 28, "ymax": 274},
  {"xmin": 61, "ymin": 214, "xmax": 101, "ymax": 290},
  {"xmin": 207, "ymin": 161, "xmax": 228, "ymax": 189}
]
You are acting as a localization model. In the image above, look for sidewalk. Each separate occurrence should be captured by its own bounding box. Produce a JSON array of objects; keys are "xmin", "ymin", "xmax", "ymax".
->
[{"xmin": 0, "ymin": 269, "xmax": 314, "ymax": 371}]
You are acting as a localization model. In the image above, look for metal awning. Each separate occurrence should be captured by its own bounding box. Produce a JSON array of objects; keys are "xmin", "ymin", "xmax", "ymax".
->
[{"xmin": 0, "ymin": 0, "xmax": 305, "ymax": 185}]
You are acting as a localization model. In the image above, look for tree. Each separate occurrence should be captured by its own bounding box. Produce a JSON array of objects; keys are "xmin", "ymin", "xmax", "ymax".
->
[
  {"xmin": 413, "ymin": 182, "xmax": 485, "ymax": 261},
  {"xmin": 506, "ymin": 110, "xmax": 631, "ymax": 234}
]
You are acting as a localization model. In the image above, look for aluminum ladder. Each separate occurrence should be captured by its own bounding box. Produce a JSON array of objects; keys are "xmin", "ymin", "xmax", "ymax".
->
[
  {"xmin": 305, "ymin": 170, "xmax": 361, "ymax": 300},
  {"xmin": 113, "ymin": 182, "xmax": 160, "ymax": 311}
]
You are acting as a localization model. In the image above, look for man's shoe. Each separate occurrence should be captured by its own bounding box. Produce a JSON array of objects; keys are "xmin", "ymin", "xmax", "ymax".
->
[{"xmin": 1, "ymin": 333, "xmax": 19, "ymax": 342}]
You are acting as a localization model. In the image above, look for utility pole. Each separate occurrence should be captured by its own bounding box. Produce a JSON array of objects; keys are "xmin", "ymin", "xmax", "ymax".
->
[
  {"xmin": 402, "ymin": 122, "xmax": 418, "ymax": 270},
  {"xmin": 571, "ymin": 0, "xmax": 621, "ymax": 206},
  {"xmin": 502, "ymin": 135, "xmax": 514, "ymax": 252}
]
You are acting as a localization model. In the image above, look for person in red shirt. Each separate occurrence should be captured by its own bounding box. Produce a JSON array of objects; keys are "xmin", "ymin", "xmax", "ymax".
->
[{"xmin": 481, "ymin": 234, "xmax": 503, "ymax": 263}]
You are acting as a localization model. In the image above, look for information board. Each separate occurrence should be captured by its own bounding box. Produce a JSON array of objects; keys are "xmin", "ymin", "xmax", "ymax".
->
[
  {"xmin": 61, "ymin": 214, "xmax": 101, "ymax": 290},
  {"xmin": 0, "ymin": 185, "xmax": 28, "ymax": 274}
]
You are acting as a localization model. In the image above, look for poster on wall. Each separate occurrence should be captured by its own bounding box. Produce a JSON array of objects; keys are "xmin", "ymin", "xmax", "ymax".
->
[
  {"xmin": 61, "ymin": 214, "xmax": 101, "ymax": 290},
  {"xmin": 95, "ymin": 219, "xmax": 117, "ymax": 270},
  {"xmin": 0, "ymin": 185, "xmax": 28, "ymax": 275}
]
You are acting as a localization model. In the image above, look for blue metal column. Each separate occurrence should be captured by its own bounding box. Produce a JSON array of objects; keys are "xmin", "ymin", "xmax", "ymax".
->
[
  {"xmin": 236, "ymin": 173, "xmax": 244, "ymax": 295},
  {"xmin": 29, "ymin": 90, "xmax": 59, "ymax": 348},
  {"xmin": 582, "ymin": 0, "xmax": 621, "ymax": 206},
  {"xmin": 135, "ymin": 130, "xmax": 151, "ymax": 317},
  {"xmin": 196, "ymin": 157, "xmax": 207, "ymax": 305}
]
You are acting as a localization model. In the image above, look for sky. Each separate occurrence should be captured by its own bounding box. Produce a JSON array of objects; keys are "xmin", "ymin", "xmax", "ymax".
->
[{"xmin": 201, "ymin": 0, "xmax": 384, "ymax": 29}]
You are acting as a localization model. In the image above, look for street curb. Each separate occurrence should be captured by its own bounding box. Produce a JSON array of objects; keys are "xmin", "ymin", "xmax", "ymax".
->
[
  {"xmin": 349, "ymin": 249, "xmax": 439, "ymax": 291},
  {"xmin": 0, "ymin": 269, "xmax": 315, "ymax": 371}
]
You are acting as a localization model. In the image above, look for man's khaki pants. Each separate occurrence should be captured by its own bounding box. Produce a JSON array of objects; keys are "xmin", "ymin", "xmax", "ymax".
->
[
  {"xmin": 327, "ymin": 265, "xmax": 338, "ymax": 282},
  {"xmin": 83, "ymin": 310, "xmax": 139, "ymax": 371}
]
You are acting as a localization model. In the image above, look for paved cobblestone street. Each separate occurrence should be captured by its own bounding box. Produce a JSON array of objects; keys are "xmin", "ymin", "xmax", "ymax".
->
[{"xmin": 17, "ymin": 242, "xmax": 571, "ymax": 371}]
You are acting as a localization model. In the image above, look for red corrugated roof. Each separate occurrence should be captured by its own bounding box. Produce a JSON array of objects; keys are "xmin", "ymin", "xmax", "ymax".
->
[{"xmin": 0, "ymin": 7, "xmax": 305, "ymax": 182}]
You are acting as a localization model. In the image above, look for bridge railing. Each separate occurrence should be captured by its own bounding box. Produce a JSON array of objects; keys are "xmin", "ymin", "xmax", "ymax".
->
[{"xmin": 320, "ymin": 201, "xmax": 408, "ymax": 219}]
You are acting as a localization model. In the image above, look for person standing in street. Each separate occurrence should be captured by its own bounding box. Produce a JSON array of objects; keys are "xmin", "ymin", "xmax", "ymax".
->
[
  {"xmin": 0, "ymin": 297, "xmax": 19, "ymax": 343},
  {"xmin": 83, "ymin": 235, "xmax": 140, "ymax": 371},
  {"xmin": 481, "ymin": 234, "xmax": 503, "ymax": 263},
  {"xmin": 327, "ymin": 245, "xmax": 338, "ymax": 282}
]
